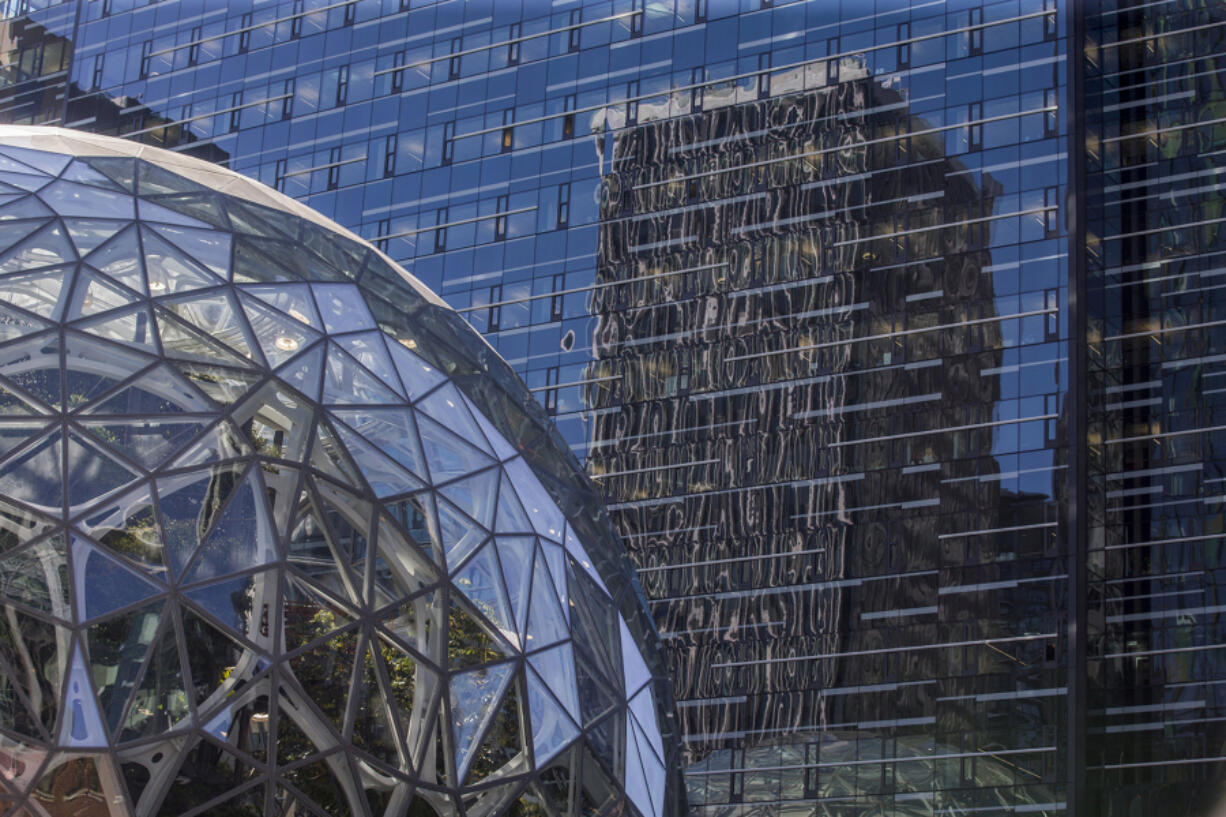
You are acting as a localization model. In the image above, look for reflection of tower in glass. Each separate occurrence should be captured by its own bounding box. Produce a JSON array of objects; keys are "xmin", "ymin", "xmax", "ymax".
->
[{"xmin": 589, "ymin": 57, "xmax": 1067, "ymax": 813}]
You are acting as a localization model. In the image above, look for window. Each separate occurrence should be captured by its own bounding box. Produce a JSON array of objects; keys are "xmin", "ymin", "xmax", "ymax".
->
[
  {"xmin": 188, "ymin": 26, "xmax": 202, "ymax": 66},
  {"xmin": 494, "ymin": 195, "xmax": 508, "ymax": 241},
  {"xmin": 274, "ymin": 158, "xmax": 287, "ymax": 192},
  {"xmin": 508, "ymin": 23, "xmax": 521, "ymax": 65},
  {"xmin": 434, "ymin": 207, "xmax": 448, "ymax": 252},
  {"xmin": 897, "ymin": 22, "xmax": 910, "ymax": 69},
  {"xmin": 229, "ymin": 91, "xmax": 242, "ymax": 132},
  {"xmin": 391, "ymin": 51, "xmax": 405, "ymax": 93},
  {"xmin": 327, "ymin": 147, "xmax": 341, "ymax": 190},
  {"xmin": 138, "ymin": 41, "xmax": 151, "ymax": 79},
  {"xmin": 291, "ymin": 0, "xmax": 303, "ymax": 38},
  {"xmin": 556, "ymin": 183, "xmax": 570, "ymax": 229},
  {"xmin": 90, "ymin": 54, "xmax": 103, "ymax": 90},
  {"xmin": 281, "ymin": 79, "xmax": 294, "ymax": 120},
  {"xmin": 448, "ymin": 37, "xmax": 462, "ymax": 80},
  {"xmin": 384, "ymin": 135, "xmax": 397, "ymax": 178},
  {"xmin": 238, "ymin": 13, "xmax": 252, "ymax": 53},
  {"xmin": 550, "ymin": 274, "xmax": 564, "ymax": 322},
  {"xmin": 757, "ymin": 53, "xmax": 770, "ymax": 98},
  {"xmin": 568, "ymin": 10, "xmax": 581, "ymax": 52},
  {"xmin": 442, "ymin": 121, "xmax": 455, "ymax": 165},
  {"xmin": 336, "ymin": 65, "xmax": 349, "ymax": 106},
  {"xmin": 487, "ymin": 285, "xmax": 502, "ymax": 331}
]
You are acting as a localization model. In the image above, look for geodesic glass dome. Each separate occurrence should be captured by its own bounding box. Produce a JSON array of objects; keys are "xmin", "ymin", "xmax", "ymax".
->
[{"xmin": 0, "ymin": 127, "xmax": 680, "ymax": 817}]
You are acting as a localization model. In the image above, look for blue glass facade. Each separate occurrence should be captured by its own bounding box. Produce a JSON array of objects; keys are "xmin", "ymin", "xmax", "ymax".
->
[{"xmin": 0, "ymin": 0, "xmax": 1219, "ymax": 815}]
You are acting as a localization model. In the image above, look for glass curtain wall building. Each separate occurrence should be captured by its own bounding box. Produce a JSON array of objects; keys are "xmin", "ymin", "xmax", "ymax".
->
[{"xmin": 0, "ymin": 0, "xmax": 1220, "ymax": 815}]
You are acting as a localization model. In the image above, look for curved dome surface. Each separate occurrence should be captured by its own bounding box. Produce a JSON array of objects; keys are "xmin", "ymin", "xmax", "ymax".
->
[{"xmin": 0, "ymin": 126, "xmax": 680, "ymax": 817}]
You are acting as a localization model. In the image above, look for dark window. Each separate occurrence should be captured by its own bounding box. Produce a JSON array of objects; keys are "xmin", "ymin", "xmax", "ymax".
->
[
  {"xmin": 568, "ymin": 10, "xmax": 581, "ymax": 52},
  {"xmin": 229, "ymin": 91, "xmax": 242, "ymax": 132},
  {"xmin": 391, "ymin": 51, "xmax": 405, "ymax": 93},
  {"xmin": 550, "ymin": 273, "xmax": 564, "ymax": 322},
  {"xmin": 487, "ymin": 285, "xmax": 502, "ymax": 331},
  {"xmin": 494, "ymin": 195, "xmax": 508, "ymax": 241},
  {"xmin": 239, "ymin": 13, "xmax": 252, "ymax": 53},
  {"xmin": 327, "ymin": 146, "xmax": 341, "ymax": 189},
  {"xmin": 336, "ymin": 65, "xmax": 349, "ymax": 106},
  {"xmin": 188, "ymin": 26, "xmax": 202, "ymax": 66},
  {"xmin": 342, "ymin": 2, "xmax": 355, "ymax": 26},
  {"xmin": 896, "ymin": 22, "xmax": 910, "ymax": 68},
  {"xmin": 442, "ymin": 121, "xmax": 455, "ymax": 165},
  {"xmin": 556, "ymin": 183, "xmax": 570, "ymax": 229},
  {"xmin": 448, "ymin": 37, "xmax": 462, "ymax": 80},
  {"xmin": 291, "ymin": 0, "xmax": 303, "ymax": 38},
  {"xmin": 508, "ymin": 23, "xmax": 521, "ymax": 65},
  {"xmin": 757, "ymin": 52, "xmax": 770, "ymax": 98},
  {"xmin": 138, "ymin": 41, "xmax": 151, "ymax": 79},
  {"xmin": 90, "ymin": 54, "xmax": 103, "ymax": 90},
  {"xmin": 274, "ymin": 158, "xmax": 287, "ymax": 192},
  {"xmin": 384, "ymin": 135, "xmax": 397, "ymax": 177},
  {"xmin": 281, "ymin": 79, "xmax": 294, "ymax": 119},
  {"xmin": 434, "ymin": 207, "xmax": 448, "ymax": 252}
]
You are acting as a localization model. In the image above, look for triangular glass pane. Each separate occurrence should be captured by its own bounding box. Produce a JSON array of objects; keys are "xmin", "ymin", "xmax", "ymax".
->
[
  {"xmin": 76, "ymin": 539, "xmax": 163, "ymax": 621},
  {"xmin": 274, "ymin": 340, "xmax": 324, "ymax": 401},
  {"xmin": 67, "ymin": 267, "xmax": 139, "ymax": 318},
  {"xmin": 155, "ymin": 737, "xmax": 264, "ymax": 816},
  {"xmin": 156, "ymin": 308, "xmax": 258, "ymax": 368},
  {"xmin": 61, "ymin": 159, "xmax": 126, "ymax": 191},
  {"xmin": 168, "ymin": 418, "xmax": 252, "ymax": 468},
  {"xmin": 309, "ymin": 419, "xmax": 363, "ymax": 488},
  {"xmin": 76, "ymin": 485, "xmax": 167, "ymax": 579},
  {"xmin": 181, "ymin": 468, "xmax": 277, "ymax": 584},
  {"xmin": 386, "ymin": 339, "xmax": 446, "ymax": 400},
  {"xmin": 283, "ymin": 572, "xmax": 360, "ymax": 653},
  {"xmin": 168, "ymin": 360, "xmax": 261, "ymax": 404},
  {"xmin": 0, "ymin": 221, "xmax": 74, "ymax": 273},
  {"xmin": 232, "ymin": 236, "xmax": 304, "ymax": 284},
  {"xmin": 574, "ymin": 651, "xmax": 621, "ymax": 728},
  {"xmin": 61, "ymin": 640, "xmax": 109, "ymax": 747},
  {"xmin": 629, "ymin": 687, "xmax": 664, "ymax": 765},
  {"xmin": 0, "ymin": 301, "xmax": 51, "ymax": 343},
  {"xmin": 137, "ymin": 160, "xmax": 206, "ymax": 196},
  {"xmin": 416, "ymin": 413, "xmax": 495, "ymax": 484},
  {"xmin": 495, "ymin": 473, "xmax": 534, "ymax": 534},
  {"xmin": 0, "ymin": 265, "xmax": 73, "ymax": 319},
  {"xmin": 84, "ymin": 417, "xmax": 205, "ymax": 470},
  {"xmin": 416, "ymin": 384, "xmax": 489, "ymax": 453},
  {"xmin": 183, "ymin": 569, "xmax": 270, "ymax": 639},
  {"xmin": 335, "ymin": 331, "xmax": 402, "ymax": 393},
  {"xmin": 277, "ymin": 763, "xmax": 347, "ymax": 817},
  {"xmin": 526, "ymin": 551, "xmax": 569, "ymax": 650},
  {"xmin": 65, "ymin": 430, "xmax": 141, "ymax": 511},
  {"xmin": 84, "ymin": 603, "xmax": 160, "ymax": 739},
  {"xmin": 138, "ymin": 198, "xmax": 211, "ymax": 227},
  {"xmin": 528, "ymin": 644, "xmax": 579, "ymax": 723},
  {"xmin": 376, "ymin": 588, "xmax": 437, "ymax": 661},
  {"xmin": 0, "ymin": 605, "xmax": 62, "ymax": 737},
  {"xmin": 2, "ymin": 145, "xmax": 69, "ymax": 175},
  {"xmin": 143, "ymin": 192, "xmax": 229, "ymax": 230},
  {"xmin": 448, "ymin": 595, "xmax": 512, "ymax": 670},
  {"xmin": 0, "ymin": 218, "xmax": 52, "ymax": 258},
  {"xmin": 332, "ymin": 421, "xmax": 427, "ymax": 498},
  {"xmin": 76, "ymin": 304, "xmax": 159, "ymax": 352},
  {"xmin": 0, "ymin": 430, "xmax": 62, "ymax": 512},
  {"xmin": 311, "ymin": 283, "xmax": 376, "ymax": 333},
  {"xmin": 148, "ymin": 223, "xmax": 231, "ymax": 279},
  {"xmin": 81, "ymin": 156, "xmax": 136, "ymax": 191},
  {"xmin": 0, "ymin": 420, "xmax": 52, "ymax": 461},
  {"xmin": 241, "ymin": 283, "xmax": 321, "ymax": 329},
  {"xmin": 353, "ymin": 644, "xmax": 401, "ymax": 765},
  {"xmin": 450, "ymin": 662, "xmax": 513, "ymax": 780},
  {"xmin": 63, "ymin": 218, "xmax": 128, "ymax": 256},
  {"xmin": 142, "ymin": 226, "xmax": 224, "ymax": 294},
  {"xmin": 504, "ymin": 457, "xmax": 565, "ymax": 540},
  {"xmin": 117, "ymin": 622, "xmax": 188, "ymax": 742},
  {"xmin": 239, "ymin": 293, "xmax": 323, "ymax": 368},
  {"xmin": 64, "ymin": 332, "xmax": 155, "ymax": 411},
  {"xmin": 461, "ymin": 393, "xmax": 519, "ymax": 461},
  {"xmin": 496, "ymin": 536, "xmax": 534, "ymax": 638},
  {"xmin": 330, "ymin": 407, "xmax": 428, "ymax": 482},
  {"xmin": 322, "ymin": 343, "xmax": 400, "ymax": 405},
  {"xmin": 526, "ymin": 671, "xmax": 580, "ymax": 766},
  {"xmin": 225, "ymin": 199, "xmax": 298, "ymax": 239},
  {"xmin": 288, "ymin": 633, "xmax": 356, "ymax": 735},
  {"xmin": 0, "ymin": 194, "xmax": 52, "ymax": 220},
  {"xmin": 620, "ymin": 620, "xmax": 652, "ymax": 699},
  {"xmin": 373, "ymin": 514, "xmax": 437, "ymax": 605},
  {"xmin": 452, "ymin": 542, "xmax": 516, "ymax": 648},
  {"xmin": 0, "ymin": 170, "xmax": 50, "ymax": 192},
  {"xmin": 437, "ymin": 495, "xmax": 488, "ymax": 569},
  {"xmin": 0, "ymin": 533, "xmax": 69, "ymax": 617},
  {"xmin": 537, "ymin": 752, "xmax": 576, "ymax": 817},
  {"xmin": 539, "ymin": 542, "xmax": 568, "ymax": 622},
  {"xmin": 463, "ymin": 674, "xmax": 525, "ymax": 785},
  {"xmin": 566, "ymin": 559, "xmax": 621, "ymax": 687},
  {"xmin": 275, "ymin": 708, "xmax": 321, "ymax": 768},
  {"xmin": 40, "ymin": 178, "xmax": 135, "ymax": 219},
  {"xmin": 83, "ymin": 226, "xmax": 145, "ymax": 294},
  {"xmin": 85, "ymin": 363, "xmax": 213, "ymax": 415},
  {"xmin": 180, "ymin": 605, "xmax": 250, "ymax": 706},
  {"xmin": 162, "ymin": 292, "xmax": 261, "ymax": 364},
  {"xmin": 156, "ymin": 464, "xmax": 247, "ymax": 580},
  {"xmin": 622, "ymin": 721, "xmax": 654, "ymax": 817}
]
